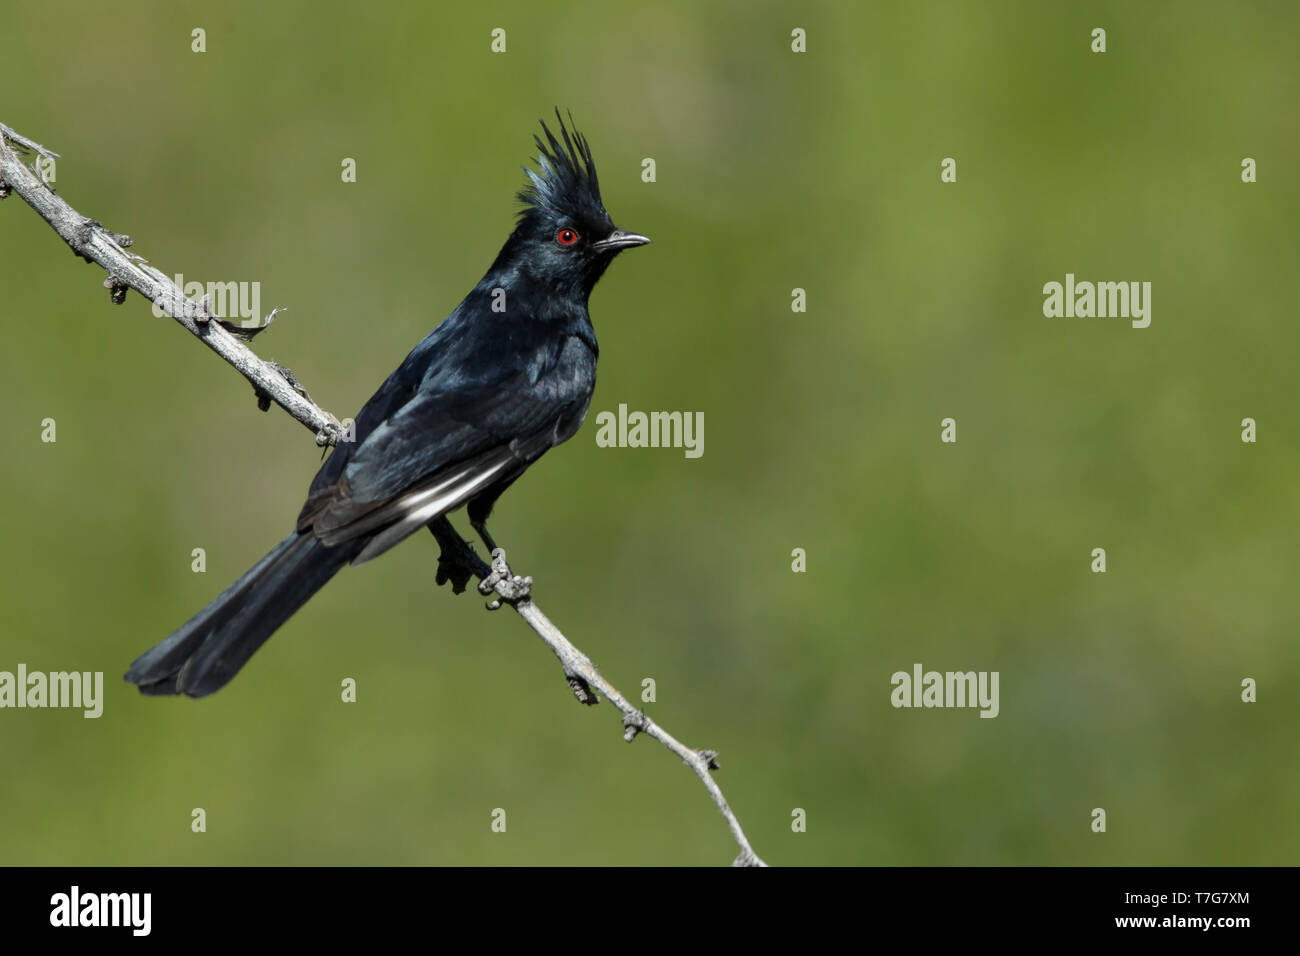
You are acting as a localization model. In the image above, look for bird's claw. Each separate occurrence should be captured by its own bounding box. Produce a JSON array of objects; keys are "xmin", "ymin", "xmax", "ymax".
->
[
  {"xmin": 479, "ymin": 549, "xmax": 532, "ymax": 609},
  {"xmin": 435, "ymin": 554, "xmax": 476, "ymax": 595}
]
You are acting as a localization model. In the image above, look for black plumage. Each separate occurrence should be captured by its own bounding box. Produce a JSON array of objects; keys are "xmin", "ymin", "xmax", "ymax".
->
[{"xmin": 126, "ymin": 112, "xmax": 649, "ymax": 697}]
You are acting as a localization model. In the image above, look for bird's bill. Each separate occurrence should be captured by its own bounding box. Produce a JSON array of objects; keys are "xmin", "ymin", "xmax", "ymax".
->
[{"xmin": 593, "ymin": 229, "xmax": 651, "ymax": 251}]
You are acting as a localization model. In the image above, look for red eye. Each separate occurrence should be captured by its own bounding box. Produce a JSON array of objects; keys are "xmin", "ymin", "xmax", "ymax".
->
[{"xmin": 556, "ymin": 228, "xmax": 578, "ymax": 246}]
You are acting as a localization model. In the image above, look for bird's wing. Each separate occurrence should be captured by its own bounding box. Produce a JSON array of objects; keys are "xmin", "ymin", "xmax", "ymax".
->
[{"xmin": 298, "ymin": 367, "xmax": 584, "ymax": 563}]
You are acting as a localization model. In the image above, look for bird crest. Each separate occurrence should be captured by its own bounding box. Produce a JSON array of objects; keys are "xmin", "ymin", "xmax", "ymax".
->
[{"xmin": 517, "ymin": 110, "xmax": 608, "ymax": 227}]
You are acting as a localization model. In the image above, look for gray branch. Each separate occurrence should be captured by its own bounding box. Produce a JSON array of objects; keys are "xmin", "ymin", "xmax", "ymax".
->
[
  {"xmin": 1, "ymin": 120, "xmax": 767, "ymax": 867},
  {"xmin": 0, "ymin": 120, "xmax": 342, "ymax": 446},
  {"xmin": 466, "ymin": 544, "xmax": 767, "ymax": 866},
  {"xmin": 513, "ymin": 593, "xmax": 768, "ymax": 866}
]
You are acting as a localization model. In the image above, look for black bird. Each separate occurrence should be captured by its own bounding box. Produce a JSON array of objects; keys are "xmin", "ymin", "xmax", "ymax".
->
[{"xmin": 125, "ymin": 112, "xmax": 649, "ymax": 697}]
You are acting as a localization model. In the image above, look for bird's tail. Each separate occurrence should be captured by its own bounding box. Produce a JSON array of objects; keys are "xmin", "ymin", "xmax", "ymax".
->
[{"xmin": 125, "ymin": 530, "xmax": 362, "ymax": 698}]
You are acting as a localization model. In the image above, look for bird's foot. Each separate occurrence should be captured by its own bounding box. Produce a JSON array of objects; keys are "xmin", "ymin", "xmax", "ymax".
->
[
  {"xmin": 428, "ymin": 517, "xmax": 490, "ymax": 594},
  {"xmin": 479, "ymin": 548, "xmax": 532, "ymax": 609},
  {"xmin": 436, "ymin": 549, "xmax": 478, "ymax": 595}
]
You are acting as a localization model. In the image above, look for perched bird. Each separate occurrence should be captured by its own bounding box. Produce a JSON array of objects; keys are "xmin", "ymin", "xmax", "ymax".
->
[{"xmin": 125, "ymin": 111, "xmax": 649, "ymax": 697}]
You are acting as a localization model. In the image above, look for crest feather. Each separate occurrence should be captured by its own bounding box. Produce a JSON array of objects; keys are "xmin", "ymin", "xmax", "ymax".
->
[{"xmin": 517, "ymin": 109, "xmax": 606, "ymax": 224}]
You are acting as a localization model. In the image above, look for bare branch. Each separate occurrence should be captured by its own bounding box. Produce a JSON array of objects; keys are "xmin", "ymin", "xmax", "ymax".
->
[
  {"xmin": 432, "ymin": 521, "xmax": 769, "ymax": 866},
  {"xmin": 2, "ymin": 120, "xmax": 767, "ymax": 867},
  {"xmin": 511, "ymin": 592, "xmax": 767, "ymax": 866},
  {"xmin": 0, "ymin": 120, "xmax": 342, "ymax": 446}
]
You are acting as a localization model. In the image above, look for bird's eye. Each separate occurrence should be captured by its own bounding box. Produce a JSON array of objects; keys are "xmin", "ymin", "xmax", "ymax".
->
[{"xmin": 555, "ymin": 228, "xmax": 579, "ymax": 246}]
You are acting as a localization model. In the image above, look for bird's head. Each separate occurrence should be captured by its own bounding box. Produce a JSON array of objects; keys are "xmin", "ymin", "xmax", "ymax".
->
[{"xmin": 498, "ymin": 111, "xmax": 650, "ymax": 297}]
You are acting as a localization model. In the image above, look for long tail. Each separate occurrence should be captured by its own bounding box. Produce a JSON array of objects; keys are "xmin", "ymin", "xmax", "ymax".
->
[{"xmin": 125, "ymin": 530, "xmax": 363, "ymax": 698}]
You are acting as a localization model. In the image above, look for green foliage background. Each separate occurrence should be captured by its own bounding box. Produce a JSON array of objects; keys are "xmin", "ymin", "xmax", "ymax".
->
[{"xmin": 1, "ymin": 1, "xmax": 1296, "ymax": 865}]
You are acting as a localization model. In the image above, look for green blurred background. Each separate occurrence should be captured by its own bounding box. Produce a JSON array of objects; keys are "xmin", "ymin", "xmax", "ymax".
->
[{"xmin": 2, "ymin": 0, "xmax": 1297, "ymax": 865}]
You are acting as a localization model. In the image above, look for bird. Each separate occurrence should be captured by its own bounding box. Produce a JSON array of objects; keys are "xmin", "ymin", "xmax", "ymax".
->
[{"xmin": 125, "ymin": 111, "xmax": 649, "ymax": 698}]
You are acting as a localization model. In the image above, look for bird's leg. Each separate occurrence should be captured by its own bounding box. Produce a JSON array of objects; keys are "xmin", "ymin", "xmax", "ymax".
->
[
  {"xmin": 470, "ymin": 517, "xmax": 532, "ymax": 608},
  {"xmin": 470, "ymin": 516, "xmax": 500, "ymax": 558},
  {"xmin": 427, "ymin": 516, "xmax": 490, "ymax": 594}
]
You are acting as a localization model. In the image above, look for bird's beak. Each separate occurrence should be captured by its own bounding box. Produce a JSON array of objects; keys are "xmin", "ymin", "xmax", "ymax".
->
[{"xmin": 593, "ymin": 229, "xmax": 651, "ymax": 252}]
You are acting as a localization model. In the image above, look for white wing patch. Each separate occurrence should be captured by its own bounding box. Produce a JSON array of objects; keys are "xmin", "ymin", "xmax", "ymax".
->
[{"xmin": 345, "ymin": 450, "xmax": 516, "ymax": 565}]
